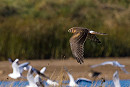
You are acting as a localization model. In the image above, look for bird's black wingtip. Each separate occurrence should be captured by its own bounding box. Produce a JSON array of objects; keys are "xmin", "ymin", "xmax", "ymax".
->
[
  {"xmin": 8, "ymin": 58, "xmax": 13, "ymax": 63},
  {"xmin": 77, "ymin": 60, "xmax": 84, "ymax": 64}
]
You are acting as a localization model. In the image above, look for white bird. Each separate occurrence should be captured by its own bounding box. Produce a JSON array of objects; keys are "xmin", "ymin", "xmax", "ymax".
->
[
  {"xmin": 8, "ymin": 58, "xmax": 29, "ymax": 79},
  {"xmin": 34, "ymin": 67, "xmax": 46, "ymax": 82},
  {"xmin": 26, "ymin": 65, "xmax": 58, "ymax": 87},
  {"xmin": 46, "ymin": 79, "xmax": 59, "ymax": 87},
  {"xmin": 41, "ymin": 69, "xmax": 59, "ymax": 86},
  {"xmin": 91, "ymin": 61, "xmax": 129, "ymax": 74},
  {"xmin": 113, "ymin": 71, "xmax": 121, "ymax": 87},
  {"xmin": 33, "ymin": 67, "xmax": 59, "ymax": 86},
  {"xmin": 34, "ymin": 67, "xmax": 46, "ymax": 87},
  {"xmin": 26, "ymin": 66, "xmax": 38, "ymax": 87},
  {"xmin": 32, "ymin": 66, "xmax": 59, "ymax": 87},
  {"xmin": 64, "ymin": 67, "xmax": 78, "ymax": 87}
]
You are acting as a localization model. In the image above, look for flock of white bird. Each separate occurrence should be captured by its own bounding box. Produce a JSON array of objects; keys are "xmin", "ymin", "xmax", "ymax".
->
[{"xmin": 8, "ymin": 58, "xmax": 129, "ymax": 87}]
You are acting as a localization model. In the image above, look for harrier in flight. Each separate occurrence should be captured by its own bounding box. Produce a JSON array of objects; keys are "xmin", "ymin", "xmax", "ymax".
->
[{"xmin": 68, "ymin": 27, "xmax": 107, "ymax": 64}]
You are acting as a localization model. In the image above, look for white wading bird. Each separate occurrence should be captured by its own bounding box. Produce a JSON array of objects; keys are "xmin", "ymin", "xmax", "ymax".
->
[
  {"xmin": 90, "ymin": 61, "xmax": 129, "ymax": 74},
  {"xmin": 113, "ymin": 71, "xmax": 121, "ymax": 87},
  {"xmin": 8, "ymin": 58, "xmax": 29, "ymax": 79}
]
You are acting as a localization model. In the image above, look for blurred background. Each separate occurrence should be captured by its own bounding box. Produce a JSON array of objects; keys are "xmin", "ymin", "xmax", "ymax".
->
[{"xmin": 0, "ymin": 0, "xmax": 129, "ymax": 60}]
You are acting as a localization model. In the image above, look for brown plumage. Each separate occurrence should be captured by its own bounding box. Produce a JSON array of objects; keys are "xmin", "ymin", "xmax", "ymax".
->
[{"xmin": 68, "ymin": 27, "xmax": 107, "ymax": 64}]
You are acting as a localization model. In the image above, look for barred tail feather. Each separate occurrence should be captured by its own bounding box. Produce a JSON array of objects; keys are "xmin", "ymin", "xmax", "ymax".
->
[{"xmin": 89, "ymin": 31, "xmax": 108, "ymax": 35}]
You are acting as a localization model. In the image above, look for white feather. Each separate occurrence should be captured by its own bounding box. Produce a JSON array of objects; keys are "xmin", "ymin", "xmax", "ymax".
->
[
  {"xmin": 113, "ymin": 71, "xmax": 121, "ymax": 87},
  {"xmin": 89, "ymin": 30, "xmax": 95, "ymax": 34},
  {"xmin": 8, "ymin": 59, "xmax": 29, "ymax": 79},
  {"xmin": 91, "ymin": 61, "xmax": 129, "ymax": 74},
  {"xmin": 46, "ymin": 79, "xmax": 59, "ymax": 86},
  {"xmin": 34, "ymin": 67, "xmax": 46, "ymax": 83},
  {"xmin": 26, "ymin": 66, "xmax": 38, "ymax": 87}
]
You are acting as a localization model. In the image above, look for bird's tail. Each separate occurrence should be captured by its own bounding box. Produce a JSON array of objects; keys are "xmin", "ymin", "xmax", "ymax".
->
[{"xmin": 89, "ymin": 31, "xmax": 108, "ymax": 35}]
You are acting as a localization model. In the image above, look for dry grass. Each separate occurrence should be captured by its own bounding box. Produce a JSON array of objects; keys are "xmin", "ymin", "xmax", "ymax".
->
[{"xmin": 0, "ymin": 57, "xmax": 130, "ymax": 81}]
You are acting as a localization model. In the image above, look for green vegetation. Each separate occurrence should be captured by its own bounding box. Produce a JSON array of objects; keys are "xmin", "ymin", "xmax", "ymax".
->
[{"xmin": 0, "ymin": 0, "xmax": 129, "ymax": 60}]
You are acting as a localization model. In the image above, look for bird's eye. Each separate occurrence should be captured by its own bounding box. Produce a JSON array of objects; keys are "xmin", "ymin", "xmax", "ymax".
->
[{"xmin": 68, "ymin": 29, "xmax": 72, "ymax": 32}]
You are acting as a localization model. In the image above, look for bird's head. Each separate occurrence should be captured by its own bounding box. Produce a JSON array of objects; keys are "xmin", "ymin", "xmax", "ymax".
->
[
  {"xmin": 68, "ymin": 27, "xmax": 76, "ymax": 33},
  {"xmin": 14, "ymin": 59, "xmax": 19, "ymax": 64},
  {"xmin": 68, "ymin": 27, "xmax": 85, "ymax": 33},
  {"xmin": 101, "ymin": 78, "xmax": 105, "ymax": 82}
]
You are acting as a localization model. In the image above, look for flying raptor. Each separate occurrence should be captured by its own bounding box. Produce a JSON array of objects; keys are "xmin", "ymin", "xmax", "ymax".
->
[{"xmin": 68, "ymin": 27, "xmax": 107, "ymax": 64}]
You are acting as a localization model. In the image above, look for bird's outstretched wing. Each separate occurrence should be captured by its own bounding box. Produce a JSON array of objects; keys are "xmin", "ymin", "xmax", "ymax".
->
[
  {"xmin": 120, "ymin": 67, "xmax": 129, "ymax": 74},
  {"xmin": 34, "ymin": 67, "xmax": 47, "ymax": 84},
  {"xmin": 40, "ymin": 67, "xmax": 46, "ymax": 73},
  {"xmin": 113, "ymin": 71, "xmax": 121, "ymax": 87},
  {"xmin": 19, "ymin": 62, "xmax": 30, "ymax": 73},
  {"xmin": 32, "ymin": 67, "xmax": 50, "ymax": 79},
  {"xmin": 64, "ymin": 67, "xmax": 78, "ymax": 86},
  {"xmin": 19, "ymin": 62, "xmax": 29, "ymax": 68},
  {"xmin": 8, "ymin": 58, "xmax": 14, "ymax": 63},
  {"xmin": 91, "ymin": 64, "xmax": 101, "ymax": 68},
  {"xmin": 64, "ymin": 67, "xmax": 74, "ymax": 80},
  {"xmin": 76, "ymin": 78, "xmax": 92, "ymax": 83},
  {"xmin": 91, "ymin": 61, "xmax": 114, "ymax": 68},
  {"xmin": 27, "ymin": 66, "xmax": 35, "ymax": 84},
  {"xmin": 69, "ymin": 30, "xmax": 87, "ymax": 64},
  {"xmin": 87, "ymin": 34, "xmax": 101, "ymax": 43}
]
